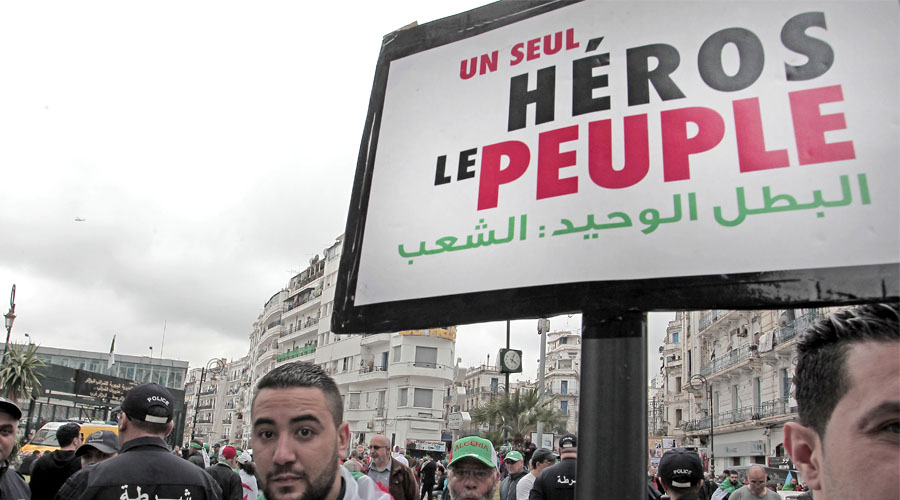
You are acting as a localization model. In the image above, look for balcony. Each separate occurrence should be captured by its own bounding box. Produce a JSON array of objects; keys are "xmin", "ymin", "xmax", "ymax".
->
[
  {"xmin": 285, "ymin": 288, "xmax": 323, "ymax": 313},
  {"xmin": 200, "ymin": 389, "xmax": 217, "ymax": 396},
  {"xmin": 277, "ymin": 344, "xmax": 317, "ymax": 363},
  {"xmin": 700, "ymin": 343, "xmax": 755, "ymax": 377},
  {"xmin": 771, "ymin": 311, "xmax": 827, "ymax": 347},
  {"xmin": 222, "ymin": 419, "xmax": 232, "ymax": 425},
  {"xmin": 197, "ymin": 404, "xmax": 214, "ymax": 410},
  {"xmin": 360, "ymin": 363, "xmax": 388, "ymax": 374},
  {"xmin": 360, "ymin": 332, "xmax": 392, "ymax": 346},
  {"xmin": 682, "ymin": 398, "xmax": 797, "ymax": 432}
]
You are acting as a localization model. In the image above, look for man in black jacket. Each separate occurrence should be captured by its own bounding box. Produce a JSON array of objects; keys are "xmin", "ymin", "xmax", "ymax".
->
[
  {"xmin": 206, "ymin": 445, "xmax": 241, "ymax": 500},
  {"xmin": 528, "ymin": 434, "xmax": 577, "ymax": 500},
  {"xmin": 54, "ymin": 383, "xmax": 221, "ymax": 500},
  {"xmin": 420, "ymin": 454, "xmax": 437, "ymax": 500},
  {"xmin": 0, "ymin": 397, "xmax": 29, "ymax": 500},
  {"xmin": 30, "ymin": 422, "xmax": 82, "ymax": 499}
]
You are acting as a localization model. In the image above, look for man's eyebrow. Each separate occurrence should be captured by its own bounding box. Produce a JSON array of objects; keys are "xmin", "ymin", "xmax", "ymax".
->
[
  {"xmin": 0, "ymin": 424, "xmax": 13, "ymax": 431},
  {"xmin": 253, "ymin": 414, "xmax": 322, "ymax": 429},
  {"xmin": 858, "ymin": 401, "xmax": 900, "ymax": 430}
]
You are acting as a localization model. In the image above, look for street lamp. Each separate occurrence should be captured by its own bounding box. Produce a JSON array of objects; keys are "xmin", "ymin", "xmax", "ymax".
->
[
  {"xmin": 2, "ymin": 284, "xmax": 16, "ymax": 367},
  {"xmin": 690, "ymin": 374, "xmax": 714, "ymax": 476},
  {"xmin": 191, "ymin": 358, "xmax": 225, "ymax": 442}
]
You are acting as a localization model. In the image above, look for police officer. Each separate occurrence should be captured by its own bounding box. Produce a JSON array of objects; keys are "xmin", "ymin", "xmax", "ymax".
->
[
  {"xmin": 54, "ymin": 383, "xmax": 221, "ymax": 500},
  {"xmin": 528, "ymin": 434, "xmax": 577, "ymax": 500}
]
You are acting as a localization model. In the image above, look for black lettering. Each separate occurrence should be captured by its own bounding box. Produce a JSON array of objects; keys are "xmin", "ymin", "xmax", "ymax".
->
[
  {"xmin": 434, "ymin": 155, "xmax": 451, "ymax": 185},
  {"xmin": 698, "ymin": 27, "xmax": 764, "ymax": 92},
  {"xmin": 572, "ymin": 54, "xmax": 610, "ymax": 116},
  {"xmin": 457, "ymin": 148, "xmax": 477, "ymax": 181},
  {"xmin": 781, "ymin": 11, "xmax": 833, "ymax": 81},
  {"xmin": 507, "ymin": 66, "xmax": 556, "ymax": 131},
  {"xmin": 626, "ymin": 44, "xmax": 685, "ymax": 106}
]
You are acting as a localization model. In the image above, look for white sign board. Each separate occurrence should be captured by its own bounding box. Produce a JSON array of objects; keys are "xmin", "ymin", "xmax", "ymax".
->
[{"xmin": 353, "ymin": 1, "xmax": 898, "ymax": 306}]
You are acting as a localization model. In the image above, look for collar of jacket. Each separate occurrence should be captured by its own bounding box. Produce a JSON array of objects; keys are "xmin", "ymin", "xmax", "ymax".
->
[{"xmin": 119, "ymin": 435, "xmax": 170, "ymax": 454}]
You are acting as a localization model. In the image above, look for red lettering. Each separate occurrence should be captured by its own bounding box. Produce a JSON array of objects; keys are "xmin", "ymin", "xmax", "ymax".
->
[
  {"xmin": 588, "ymin": 115, "xmax": 650, "ymax": 189},
  {"xmin": 789, "ymin": 85, "xmax": 855, "ymax": 165},
  {"xmin": 510, "ymin": 43, "xmax": 525, "ymax": 66},
  {"xmin": 661, "ymin": 107, "xmax": 725, "ymax": 182},
  {"xmin": 478, "ymin": 141, "xmax": 530, "ymax": 210},
  {"xmin": 460, "ymin": 57, "xmax": 477, "ymax": 80},
  {"xmin": 527, "ymin": 38, "xmax": 540, "ymax": 61},
  {"xmin": 565, "ymin": 28, "xmax": 579, "ymax": 50},
  {"xmin": 543, "ymin": 32, "xmax": 562, "ymax": 56},
  {"xmin": 537, "ymin": 125, "xmax": 579, "ymax": 200},
  {"xmin": 734, "ymin": 97, "xmax": 789, "ymax": 173}
]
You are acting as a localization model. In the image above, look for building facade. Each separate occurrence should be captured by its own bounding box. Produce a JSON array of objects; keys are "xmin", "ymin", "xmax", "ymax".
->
[
  {"xmin": 543, "ymin": 330, "xmax": 580, "ymax": 433},
  {"xmin": 658, "ymin": 308, "xmax": 834, "ymax": 473}
]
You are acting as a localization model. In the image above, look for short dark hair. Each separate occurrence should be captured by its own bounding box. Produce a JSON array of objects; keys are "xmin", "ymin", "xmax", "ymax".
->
[
  {"xmin": 127, "ymin": 405, "xmax": 171, "ymax": 435},
  {"xmin": 253, "ymin": 361, "xmax": 343, "ymax": 427},
  {"xmin": 794, "ymin": 302, "xmax": 899, "ymax": 437},
  {"xmin": 56, "ymin": 423, "xmax": 81, "ymax": 447}
]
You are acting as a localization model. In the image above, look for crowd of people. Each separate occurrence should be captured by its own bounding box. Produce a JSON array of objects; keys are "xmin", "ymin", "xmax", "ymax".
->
[{"xmin": 0, "ymin": 302, "xmax": 895, "ymax": 500}]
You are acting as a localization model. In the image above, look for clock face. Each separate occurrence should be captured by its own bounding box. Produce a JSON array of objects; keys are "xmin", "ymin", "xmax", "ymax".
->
[{"xmin": 504, "ymin": 350, "xmax": 521, "ymax": 371}]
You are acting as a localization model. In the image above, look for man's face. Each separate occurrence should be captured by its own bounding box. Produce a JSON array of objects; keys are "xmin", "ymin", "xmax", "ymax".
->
[
  {"xmin": 252, "ymin": 387, "xmax": 350, "ymax": 500},
  {"xmin": 80, "ymin": 448, "xmax": 115, "ymax": 466},
  {"xmin": 369, "ymin": 437, "xmax": 391, "ymax": 468},
  {"xmin": 504, "ymin": 459, "xmax": 524, "ymax": 474},
  {"xmin": 448, "ymin": 458, "xmax": 498, "ymax": 500},
  {"xmin": 729, "ymin": 472, "xmax": 739, "ymax": 484},
  {"xmin": 747, "ymin": 468, "xmax": 767, "ymax": 496},
  {"xmin": 816, "ymin": 342, "xmax": 900, "ymax": 500},
  {"xmin": 0, "ymin": 412, "xmax": 18, "ymax": 462}
]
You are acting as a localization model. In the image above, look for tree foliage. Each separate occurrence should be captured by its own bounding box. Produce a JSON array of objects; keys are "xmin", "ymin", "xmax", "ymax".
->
[
  {"xmin": 469, "ymin": 388, "xmax": 569, "ymax": 449},
  {"xmin": 0, "ymin": 343, "xmax": 45, "ymax": 402}
]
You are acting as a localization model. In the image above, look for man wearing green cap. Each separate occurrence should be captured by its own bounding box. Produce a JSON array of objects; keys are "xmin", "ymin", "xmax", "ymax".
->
[
  {"xmin": 447, "ymin": 437, "xmax": 499, "ymax": 500},
  {"xmin": 499, "ymin": 451, "xmax": 526, "ymax": 500}
]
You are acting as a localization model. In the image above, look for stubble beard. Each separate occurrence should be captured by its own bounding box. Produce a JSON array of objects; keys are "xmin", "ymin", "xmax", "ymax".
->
[
  {"xmin": 448, "ymin": 480, "xmax": 498, "ymax": 500},
  {"xmin": 262, "ymin": 446, "xmax": 340, "ymax": 500}
]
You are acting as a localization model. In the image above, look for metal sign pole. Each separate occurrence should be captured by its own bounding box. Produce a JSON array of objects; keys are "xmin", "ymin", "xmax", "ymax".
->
[{"xmin": 577, "ymin": 310, "xmax": 647, "ymax": 500}]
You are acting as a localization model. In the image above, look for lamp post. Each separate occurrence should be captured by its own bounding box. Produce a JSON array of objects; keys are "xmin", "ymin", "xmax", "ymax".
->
[
  {"xmin": 2, "ymin": 284, "xmax": 16, "ymax": 367},
  {"xmin": 690, "ymin": 374, "xmax": 714, "ymax": 475},
  {"xmin": 191, "ymin": 358, "xmax": 225, "ymax": 442}
]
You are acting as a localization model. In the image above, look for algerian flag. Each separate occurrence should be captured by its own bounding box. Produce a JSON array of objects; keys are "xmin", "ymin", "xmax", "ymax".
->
[{"xmin": 107, "ymin": 335, "xmax": 116, "ymax": 369}]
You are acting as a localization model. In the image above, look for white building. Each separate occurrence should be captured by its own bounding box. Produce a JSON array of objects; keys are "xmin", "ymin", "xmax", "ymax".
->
[
  {"xmin": 659, "ymin": 308, "xmax": 835, "ymax": 473},
  {"xmin": 543, "ymin": 330, "xmax": 580, "ymax": 432}
]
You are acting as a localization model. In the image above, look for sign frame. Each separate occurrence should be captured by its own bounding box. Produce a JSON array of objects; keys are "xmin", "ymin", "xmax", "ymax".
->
[{"xmin": 332, "ymin": 0, "xmax": 899, "ymax": 335}]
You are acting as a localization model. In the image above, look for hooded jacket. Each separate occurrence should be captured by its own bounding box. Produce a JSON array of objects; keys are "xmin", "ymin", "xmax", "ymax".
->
[{"xmin": 29, "ymin": 449, "xmax": 81, "ymax": 499}]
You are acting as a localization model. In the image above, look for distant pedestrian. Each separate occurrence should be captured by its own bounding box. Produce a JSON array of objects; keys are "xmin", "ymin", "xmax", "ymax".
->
[
  {"xmin": 207, "ymin": 445, "xmax": 241, "ymax": 500},
  {"xmin": 420, "ymin": 454, "xmax": 437, "ymax": 500},
  {"xmin": 236, "ymin": 452, "xmax": 258, "ymax": 500},
  {"xmin": 499, "ymin": 451, "xmax": 526, "ymax": 500},
  {"xmin": 16, "ymin": 450, "xmax": 40, "ymax": 476},
  {"xmin": 30, "ymin": 422, "xmax": 82, "ymax": 499},
  {"xmin": 516, "ymin": 449, "xmax": 555, "ymax": 500},
  {"xmin": 727, "ymin": 466, "xmax": 780, "ymax": 500}
]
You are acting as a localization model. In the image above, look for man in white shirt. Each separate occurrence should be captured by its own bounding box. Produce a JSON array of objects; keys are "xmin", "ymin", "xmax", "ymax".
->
[{"xmin": 515, "ymin": 449, "xmax": 556, "ymax": 500}]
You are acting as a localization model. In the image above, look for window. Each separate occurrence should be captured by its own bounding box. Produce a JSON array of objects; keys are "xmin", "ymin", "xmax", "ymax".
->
[
  {"xmin": 392, "ymin": 346, "xmax": 401, "ymax": 362},
  {"xmin": 675, "ymin": 376, "xmax": 682, "ymax": 393},
  {"xmin": 415, "ymin": 346, "xmax": 437, "ymax": 368},
  {"xmin": 673, "ymin": 332, "xmax": 679, "ymax": 343},
  {"xmin": 413, "ymin": 388, "xmax": 433, "ymax": 408},
  {"xmin": 732, "ymin": 384, "xmax": 739, "ymax": 411},
  {"xmin": 560, "ymin": 400, "xmax": 568, "ymax": 415},
  {"xmin": 398, "ymin": 388, "xmax": 408, "ymax": 407},
  {"xmin": 753, "ymin": 377, "xmax": 761, "ymax": 408},
  {"xmin": 490, "ymin": 378, "xmax": 498, "ymax": 393},
  {"xmin": 561, "ymin": 381, "xmax": 568, "ymax": 395},
  {"xmin": 380, "ymin": 351, "xmax": 388, "ymax": 370},
  {"xmin": 348, "ymin": 393, "xmax": 360, "ymax": 410},
  {"xmin": 675, "ymin": 408, "xmax": 683, "ymax": 425},
  {"xmin": 560, "ymin": 337, "xmax": 567, "ymax": 344}
]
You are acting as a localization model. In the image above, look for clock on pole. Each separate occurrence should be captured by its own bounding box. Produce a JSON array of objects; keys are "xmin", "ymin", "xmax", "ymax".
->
[{"xmin": 499, "ymin": 348, "xmax": 522, "ymax": 373}]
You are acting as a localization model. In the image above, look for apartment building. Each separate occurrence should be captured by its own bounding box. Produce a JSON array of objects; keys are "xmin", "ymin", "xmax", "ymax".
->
[
  {"xmin": 659, "ymin": 308, "xmax": 835, "ymax": 473},
  {"xmin": 543, "ymin": 330, "xmax": 580, "ymax": 432}
]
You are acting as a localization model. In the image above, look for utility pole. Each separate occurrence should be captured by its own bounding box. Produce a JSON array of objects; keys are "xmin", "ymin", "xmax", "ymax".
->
[{"xmin": 536, "ymin": 318, "xmax": 549, "ymax": 447}]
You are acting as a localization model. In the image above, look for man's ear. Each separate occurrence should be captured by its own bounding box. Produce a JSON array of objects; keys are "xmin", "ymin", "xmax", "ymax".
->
[
  {"xmin": 165, "ymin": 420, "xmax": 174, "ymax": 437},
  {"xmin": 783, "ymin": 422, "xmax": 822, "ymax": 491},
  {"xmin": 337, "ymin": 422, "xmax": 350, "ymax": 459}
]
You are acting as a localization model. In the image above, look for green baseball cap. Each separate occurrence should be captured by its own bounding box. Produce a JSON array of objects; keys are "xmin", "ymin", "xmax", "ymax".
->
[
  {"xmin": 504, "ymin": 451, "xmax": 523, "ymax": 462},
  {"xmin": 449, "ymin": 436, "xmax": 497, "ymax": 468}
]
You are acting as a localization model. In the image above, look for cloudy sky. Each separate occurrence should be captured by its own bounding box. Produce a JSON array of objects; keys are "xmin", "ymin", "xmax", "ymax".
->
[{"xmin": 0, "ymin": 0, "xmax": 672, "ymax": 383}]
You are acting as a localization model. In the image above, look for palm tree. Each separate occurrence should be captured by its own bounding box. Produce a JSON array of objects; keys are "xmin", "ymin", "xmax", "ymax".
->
[
  {"xmin": 470, "ymin": 388, "xmax": 568, "ymax": 449},
  {"xmin": 0, "ymin": 342, "xmax": 45, "ymax": 402}
]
